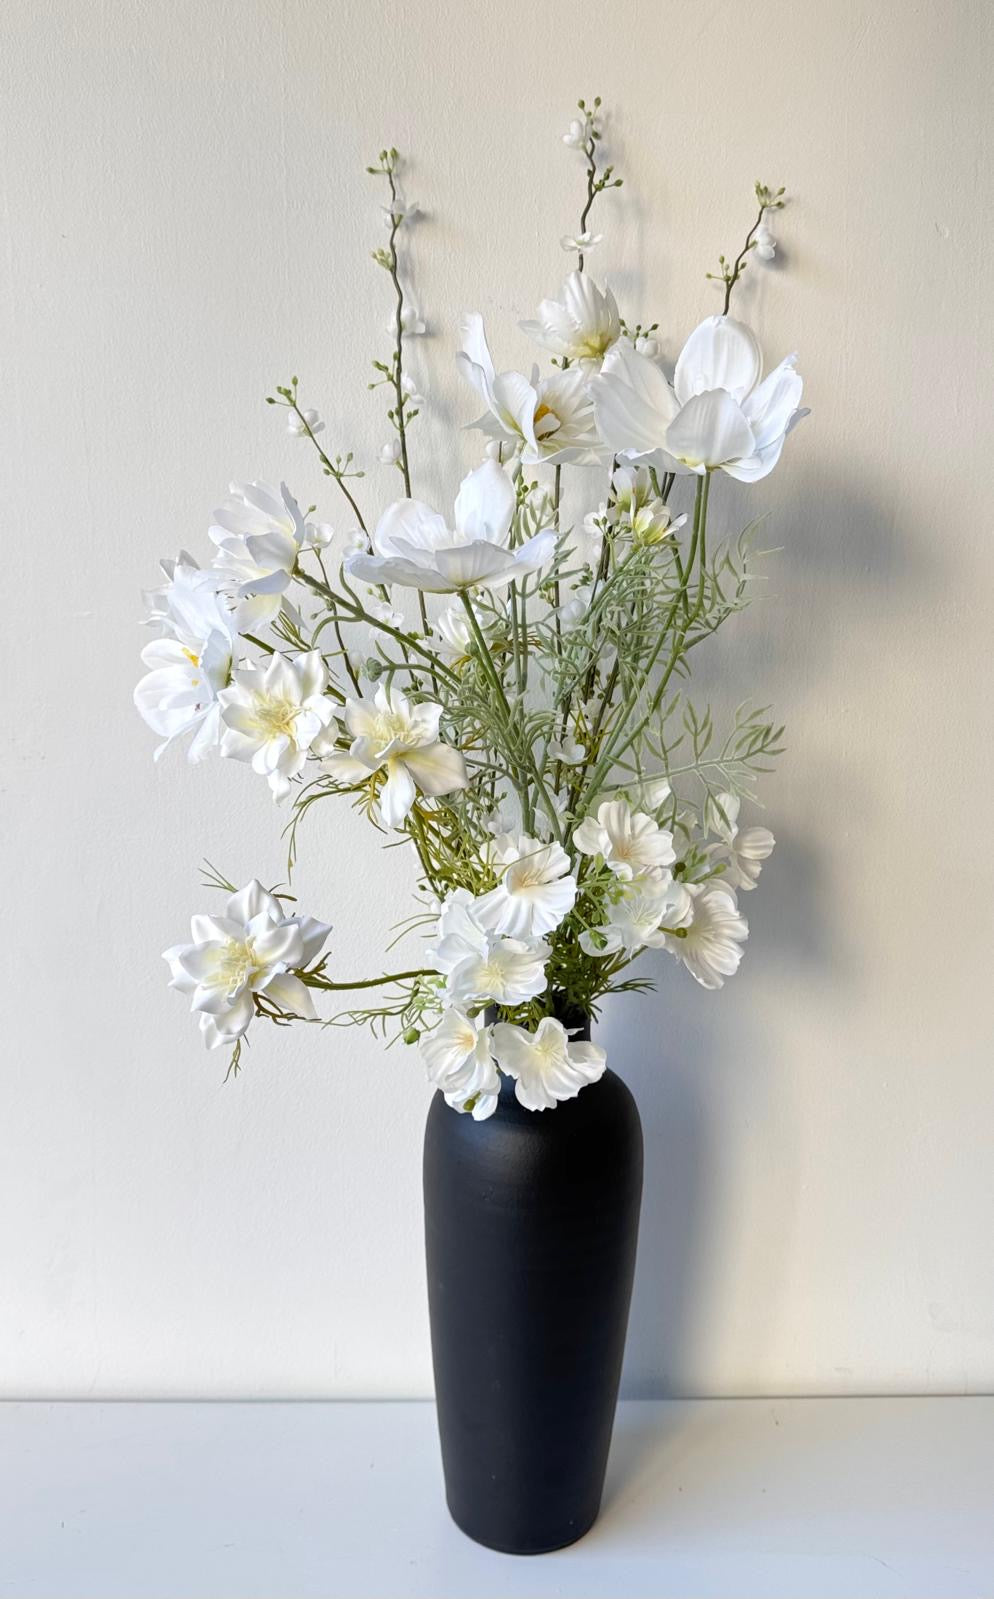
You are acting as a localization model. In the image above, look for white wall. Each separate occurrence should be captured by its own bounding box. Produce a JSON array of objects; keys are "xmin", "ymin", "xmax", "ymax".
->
[{"xmin": 2, "ymin": 0, "xmax": 993, "ymax": 1399}]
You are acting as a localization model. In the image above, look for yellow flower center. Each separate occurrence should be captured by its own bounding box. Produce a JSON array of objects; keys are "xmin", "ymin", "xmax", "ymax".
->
[{"xmin": 250, "ymin": 695, "xmax": 300, "ymax": 739}]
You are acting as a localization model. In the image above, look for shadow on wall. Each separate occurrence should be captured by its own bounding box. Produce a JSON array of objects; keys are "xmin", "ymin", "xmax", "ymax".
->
[{"xmin": 605, "ymin": 454, "xmax": 937, "ymax": 1400}]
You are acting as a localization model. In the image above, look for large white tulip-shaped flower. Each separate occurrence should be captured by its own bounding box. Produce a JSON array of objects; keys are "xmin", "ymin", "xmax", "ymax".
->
[
  {"xmin": 163, "ymin": 879, "xmax": 330, "ymax": 1050},
  {"xmin": 707, "ymin": 791, "xmax": 776, "ymax": 890},
  {"xmin": 322, "ymin": 685, "xmax": 468, "ymax": 827},
  {"xmin": 218, "ymin": 649, "xmax": 335, "ymax": 801},
  {"xmin": 573, "ymin": 799, "xmax": 677, "ymax": 881},
  {"xmin": 134, "ymin": 555, "xmax": 237, "ymax": 762},
  {"xmin": 345, "ymin": 459, "xmax": 555, "ymax": 594},
  {"xmin": 492, "ymin": 1017, "xmax": 606, "ymax": 1112},
  {"xmin": 456, "ymin": 313, "xmax": 599, "ymax": 464},
  {"xmin": 209, "ymin": 481, "xmax": 311, "ymax": 627},
  {"xmin": 421, "ymin": 1008, "xmax": 500, "ymax": 1120},
  {"xmin": 425, "ymin": 889, "xmax": 550, "ymax": 1008},
  {"xmin": 591, "ymin": 315, "xmax": 806, "ymax": 482},
  {"xmin": 664, "ymin": 882, "xmax": 749, "ymax": 988},
  {"xmin": 476, "ymin": 834, "xmax": 578, "ymax": 939},
  {"xmin": 520, "ymin": 272, "xmax": 621, "ymax": 367}
]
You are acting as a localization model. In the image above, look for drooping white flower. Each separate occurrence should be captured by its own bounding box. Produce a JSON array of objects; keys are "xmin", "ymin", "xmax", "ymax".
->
[
  {"xmin": 397, "ymin": 305, "xmax": 426, "ymax": 336},
  {"xmin": 560, "ymin": 230, "xmax": 603, "ymax": 254},
  {"xmin": 521, "ymin": 272, "xmax": 620, "ymax": 367},
  {"xmin": 218, "ymin": 649, "xmax": 334, "ymax": 802},
  {"xmin": 664, "ymin": 882, "xmax": 748, "ymax": 988},
  {"xmin": 310, "ymin": 521, "xmax": 335, "ymax": 548},
  {"xmin": 421, "ymin": 1008, "xmax": 500, "ymax": 1120},
  {"xmin": 476, "ymin": 835, "xmax": 577, "ymax": 939},
  {"xmin": 321, "ymin": 685, "xmax": 467, "ymax": 826},
  {"xmin": 562, "ymin": 115, "xmax": 592, "ymax": 150},
  {"xmin": 209, "ymin": 481, "xmax": 312, "ymax": 628},
  {"xmin": 425, "ymin": 889, "xmax": 550, "ymax": 1008},
  {"xmin": 342, "ymin": 529, "xmax": 367, "ymax": 556},
  {"xmin": 345, "ymin": 459, "xmax": 555, "ymax": 594},
  {"xmin": 754, "ymin": 222, "xmax": 777, "ymax": 262},
  {"xmin": 134, "ymin": 555, "xmax": 238, "ymax": 763},
  {"xmin": 590, "ymin": 315, "xmax": 807, "ymax": 483},
  {"xmin": 379, "ymin": 438, "xmax": 402, "ymax": 464},
  {"xmin": 558, "ymin": 583, "xmax": 593, "ymax": 629},
  {"xmin": 581, "ymin": 873, "xmax": 693, "ymax": 957},
  {"xmin": 633, "ymin": 333, "xmax": 660, "ymax": 358},
  {"xmin": 432, "ymin": 605, "xmax": 473, "ymax": 662},
  {"xmin": 286, "ymin": 407, "xmax": 325, "ymax": 437},
  {"xmin": 706, "ymin": 792, "xmax": 775, "ymax": 890},
  {"xmin": 366, "ymin": 596, "xmax": 404, "ymax": 629},
  {"xmin": 401, "ymin": 371, "xmax": 426, "ymax": 408},
  {"xmin": 550, "ymin": 735, "xmax": 586, "ymax": 765},
  {"xmin": 381, "ymin": 199, "xmax": 419, "ymax": 228},
  {"xmin": 163, "ymin": 879, "xmax": 329, "ymax": 1050},
  {"xmin": 456, "ymin": 314, "xmax": 600, "ymax": 465},
  {"xmin": 492, "ymin": 1017, "xmax": 606, "ymax": 1112},
  {"xmin": 574, "ymin": 799, "xmax": 676, "ymax": 881}
]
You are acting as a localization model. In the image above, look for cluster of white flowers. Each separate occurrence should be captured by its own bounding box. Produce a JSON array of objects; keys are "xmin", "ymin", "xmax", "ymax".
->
[{"xmin": 142, "ymin": 102, "xmax": 795, "ymax": 1104}]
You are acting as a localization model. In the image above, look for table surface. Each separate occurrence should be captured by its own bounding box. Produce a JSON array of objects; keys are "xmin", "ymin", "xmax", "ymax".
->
[{"xmin": 1, "ymin": 1397, "xmax": 992, "ymax": 1598}]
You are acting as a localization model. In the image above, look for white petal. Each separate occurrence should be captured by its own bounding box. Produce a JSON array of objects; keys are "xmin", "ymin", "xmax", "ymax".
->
[
  {"xmin": 379, "ymin": 759, "xmax": 417, "ymax": 826},
  {"xmin": 401, "ymin": 741, "xmax": 469, "ymax": 797},
  {"xmin": 453, "ymin": 459, "xmax": 516, "ymax": 545},
  {"xmin": 258, "ymin": 971, "xmax": 316, "ymax": 1018},
  {"xmin": 673, "ymin": 316, "xmax": 762, "ymax": 405},
  {"xmin": 665, "ymin": 391, "xmax": 755, "ymax": 469}
]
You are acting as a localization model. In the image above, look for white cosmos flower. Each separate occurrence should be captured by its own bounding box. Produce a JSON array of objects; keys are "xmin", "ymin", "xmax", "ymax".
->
[
  {"xmin": 345, "ymin": 459, "xmax": 555, "ymax": 594},
  {"xmin": 560, "ymin": 230, "xmax": 603, "ymax": 254},
  {"xmin": 321, "ymin": 685, "xmax": 467, "ymax": 827},
  {"xmin": 134, "ymin": 555, "xmax": 237, "ymax": 763},
  {"xmin": 286, "ymin": 407, "xmax": 324, "ymax": 437},
  {"xmin": 492, "ymin": 1017, "xmax": 606, "ymax": 1112},
  {"xmin": 476, "ymin": 834, "xmax": 577, "ymax": 939},
  {"xmin": 521, "ymin": 273, "xmax": 620, "ymax": 367},
  {"xmin": 706, "ymin": 791, "xmax": 775, "ymax": 891},
  {"xmin": 591, "ymin": 315, "xmax": 807, "ymax": 483},
  {"xmin": 163, "ymin": 879, "xmax": 330, "ymax": 1050},
  {"xmin": 456, "ymin": 313, "xmax": 600, "ymax": 465},
  {"xmin": 573, "ymin": 799, "xmax": 676, "ymax": 881},
  {"xmin": 664, "ymin": 882, "xmax": 748, "ymax": 988},
  {"xmin": 425, "ymin": 889, "xmax": 550, "ymax": 1008},
  {"xmin": 218, "ymin": 649, "xmax": 335, "ymax": 802},
  {"xmin": 421, "ymin": 1008, "xmax": 500, "ymax": 1120},
  {"xmin": 209, "ymin": 481, "xmax": 312, "ymax": 628},
  {"xmin": 581, "ymin": 874, "xmax": 693, "ymax": 957}
]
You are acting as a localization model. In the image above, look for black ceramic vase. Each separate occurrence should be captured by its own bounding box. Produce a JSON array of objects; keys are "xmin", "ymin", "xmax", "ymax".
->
[{"xmin": 423, "ymin": 1017, "xmax": 643, "ymax": 1555}]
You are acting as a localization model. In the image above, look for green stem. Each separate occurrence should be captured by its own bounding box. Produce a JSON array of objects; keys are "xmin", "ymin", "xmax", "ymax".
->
[{"xmin": 304, "ymin": 968, "xmax": 432, "ymax": 992}]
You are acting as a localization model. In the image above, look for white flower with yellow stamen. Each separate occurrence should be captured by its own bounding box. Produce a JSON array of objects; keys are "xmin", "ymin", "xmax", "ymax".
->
[
  {"xmin": 663, "ymin": 882, "xmax": 749, "ymax": 988},
  {"xmin": 456, "ymin": 313, "xmax": 599, "ymax": 465},
  {"xmin": 521, "ymin": 272, "xmax": 621, "ymax": 367},
  {"xmin": 426, "ymin": 890, "xmax": 549, "ymax": 1009},
  {"xmin": 476, "ymin": 834, "xmax": 577, "ymax": 939},
  {"xmin": 218, "ymin": 649, "xmax": 335, "ymax": 802},
  {"xmin": 492, "ymin": 1017, "xmax": 606, "ymax": 1112},
  {"xmin": 209, "ymin": 480, "xmax": 313, "ymax": 629},
  {"xmin": 421, "ymin": 1008, "xmax": 500, "ymax": 1120},
  {"xmin": 321, "ymin": 685, "xmax": 468, "ymax": 827},
  {"xmin": 574, "ymin": 799, "xmax": 676, "ymax": 881},
  {"xmin": 163, "ymin": 879, "xmax": 330, "ymax": 1051}
]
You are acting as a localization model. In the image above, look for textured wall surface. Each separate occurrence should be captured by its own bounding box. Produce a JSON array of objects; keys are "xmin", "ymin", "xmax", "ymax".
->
[{"xmin": 2, "ymin": 0, "xmax": 992, "ymax": 1398}]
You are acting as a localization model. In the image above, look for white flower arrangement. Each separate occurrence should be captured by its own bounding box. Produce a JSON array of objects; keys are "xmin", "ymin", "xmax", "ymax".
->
[{"xmin": 136, "ymin": 102, "xmax": 802, "ymax": 1109}]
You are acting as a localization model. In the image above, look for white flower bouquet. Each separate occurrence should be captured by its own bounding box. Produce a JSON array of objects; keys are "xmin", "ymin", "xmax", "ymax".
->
[{"xmin": 137, "ymin": 98, "xmax": 804, "ymax": 1118}]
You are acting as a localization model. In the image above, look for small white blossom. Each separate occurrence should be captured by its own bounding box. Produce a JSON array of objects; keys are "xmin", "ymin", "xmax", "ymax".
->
[
  {"xmin": 574, "ymin": 799, "xmax": 676, "ymax": 881},
  {"xmin": 426, "ymin": 890, "xmax": 550, "ymax": 1009},
  {"xmin": 163, "ymin": 879, "xmax": 329, "ymax": 1050},
  {"xmin": 379, "ymin": 438, "xmax": 402, "ymax": 465},
  {"xmin": 432, "ymin": 605, "xmax": 473, "ymax": 662},
  {"xmin": 381, "ymin": 199, "xmax": 419, "ymax": 228},
  {"xmin": 342, "ymin": 529, "xmax": 367, "ymax": 556},
  {"xmin": 492, "ymin": 1017, "xmax": 606, "ymax": 1112},
  {"xmin": 581, "ymin": 874, "xmax": 693, "ymax": 957},
  {"xmin": 218, "ymin": 649, "xmax": 335, "ymax": 802},
  {"xmin": 664, "ymin": 882, "xmax": 748, "ymax": 988},
  {"xmin": 560, "ymin": 230, "xmax": 603, "ymax": 254},
  {"xmin": 310, "ymin": 521, "xmax": 335, "ymax": 548},
  {"xmin": 421, "ymin": 1008, "xmax": 499, "ymax": 1120},
  {"xmin": 366, "ymin": 596, "xmax": 404, "ymax": 629},
  {"xmin": 754, "ymin": 222, "xmax": 777, "ymax": 261},
  {"xmin": 321, "ymin": 685, "xmax": 467, "ymax": 827},
  {"xmin": 398, "ymin": 305, "xmax": 426, "ymax": 336},
  {"xmin": 562, "ymin": 115, "xmax": 592, "ymax": 150},
  {"xmin": 558, "ymin": 584, "xmax": 593, "ymax": 628},
  {"xmin": 550, "ymin": 736, "xmax": 586, "ymax": 765},
  {"xmin": 476, "ymin": 834, "xmax": 577, "ymax": 939},
  {"xmin": 286, "ymin": 407, "xmax": 324, "ymax": 437},
  {"xmin": 634, "ymin": 334, "xmax": 660, "ymax": 358}
]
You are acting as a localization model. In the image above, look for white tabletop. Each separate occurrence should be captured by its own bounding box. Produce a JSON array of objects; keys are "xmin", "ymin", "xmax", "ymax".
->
[{"xmin": 1, "ymin": 1397, "xmax": 991, "ymax": 1598}]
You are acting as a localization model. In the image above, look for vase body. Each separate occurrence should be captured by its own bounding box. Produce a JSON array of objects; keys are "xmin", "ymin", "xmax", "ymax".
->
[{"xmin": 423, "ymin": 1036, "xmax": 643, "ymax": 1555}]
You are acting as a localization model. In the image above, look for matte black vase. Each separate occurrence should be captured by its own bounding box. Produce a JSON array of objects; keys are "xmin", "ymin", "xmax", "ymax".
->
[{"xmin": 423, "ymin": 1017, "xmax": 643, "ymax": 1555}]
